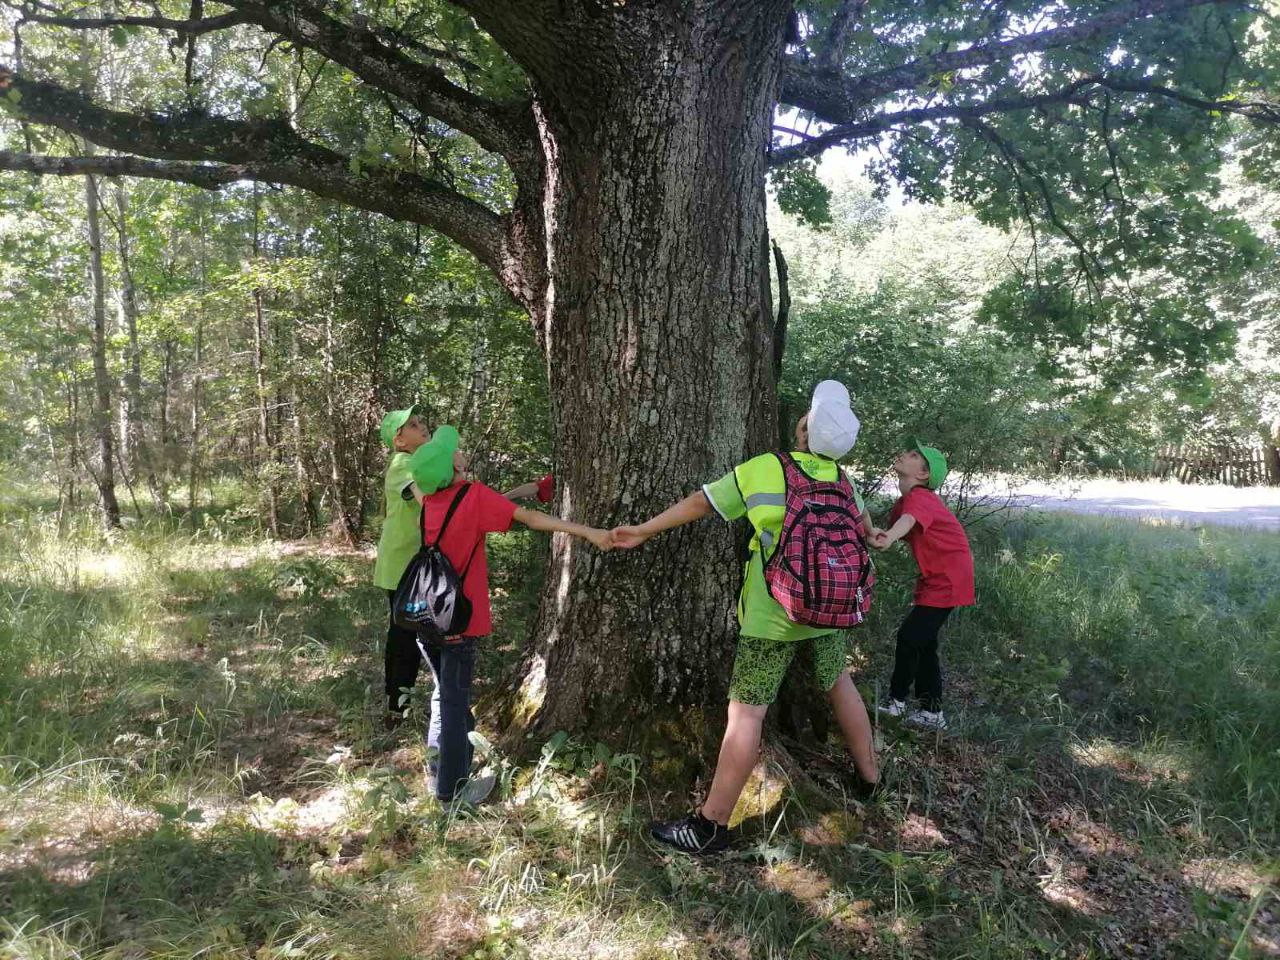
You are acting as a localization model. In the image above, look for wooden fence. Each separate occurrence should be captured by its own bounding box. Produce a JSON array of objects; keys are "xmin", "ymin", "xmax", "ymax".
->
[{"xmin": 1141, "ymin": 444, "xmax": 1280, "ymax": 486}]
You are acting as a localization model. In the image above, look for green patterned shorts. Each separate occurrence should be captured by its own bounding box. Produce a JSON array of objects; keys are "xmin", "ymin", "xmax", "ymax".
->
[{"xmin": 729, "ymin": 633, "xmax": 849, "ymax": 706}]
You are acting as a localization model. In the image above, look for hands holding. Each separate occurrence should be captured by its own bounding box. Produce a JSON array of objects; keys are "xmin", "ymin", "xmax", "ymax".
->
[
  {"xmin": 585, "ymin": 527, "xmax": 615, "ymax": 552},
  {"xmin": 609, "ymin": 525, "xmax": 652, "ymax": 550},
  {"xmin": 868, "ymin": 527, "xmax": 892, "ymax": 551},
  {"xmin": 582, "ymin": 525, "xmax": 653, "ymax": 553}
]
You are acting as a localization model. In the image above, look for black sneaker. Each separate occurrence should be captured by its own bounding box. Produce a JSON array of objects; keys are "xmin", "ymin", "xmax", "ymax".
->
[
  {"xmin": 851, "ymin": 775, "xmax": 883, "ymax": 802},
  {"xmin": 651, "ymin": 813, "xmax": 730, "ymax": 855}
]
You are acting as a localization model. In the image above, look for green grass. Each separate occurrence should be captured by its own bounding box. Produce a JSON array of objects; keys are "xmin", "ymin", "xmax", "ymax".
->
[{"xmin": 1, "ymin": 496, "xmax": 1277, "ymax": 959}]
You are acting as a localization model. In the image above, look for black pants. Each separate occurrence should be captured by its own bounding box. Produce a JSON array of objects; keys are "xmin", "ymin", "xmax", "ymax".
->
[
  {"xmin": 889, "ymin": 605, "xmax": 953, "ymax": 712},
  {"xmin": 385, "ymin": 589, "xmax": 423, "ymax": 713}
]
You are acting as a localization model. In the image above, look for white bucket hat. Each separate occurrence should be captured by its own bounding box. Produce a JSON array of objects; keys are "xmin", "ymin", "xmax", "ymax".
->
[{"xmin": 807, "ymin": 380, "xmax": 860, "ymax": 459}]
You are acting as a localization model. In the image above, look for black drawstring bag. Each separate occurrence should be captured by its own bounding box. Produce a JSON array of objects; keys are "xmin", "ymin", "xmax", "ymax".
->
[{"xmin": 392, "ymin": 484, "xmax": 480, "ymax": 640}]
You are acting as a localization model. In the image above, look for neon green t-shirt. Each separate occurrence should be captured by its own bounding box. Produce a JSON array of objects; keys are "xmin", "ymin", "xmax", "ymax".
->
[
  {"xmin": 702, "ymin": 452, "xmax": 865, "ymax": 643},
  {"xmin": 373, "ymin": 452, "xmax": 421, "ymax": 590}
]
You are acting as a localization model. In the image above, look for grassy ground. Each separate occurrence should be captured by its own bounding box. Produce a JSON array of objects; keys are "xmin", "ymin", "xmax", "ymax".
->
[{"xmin": 1, "ymin": 497, "xmax": 1277, "ymax": 959}]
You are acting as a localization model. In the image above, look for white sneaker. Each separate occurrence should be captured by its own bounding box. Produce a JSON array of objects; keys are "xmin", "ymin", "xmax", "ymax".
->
[
  {"xmin": 877, "ymin": 699, "xmax": 909, "ymax": 718},
  {"xmin": 907, "ymin": 709, "xmax": 948, "ymax": 731}
]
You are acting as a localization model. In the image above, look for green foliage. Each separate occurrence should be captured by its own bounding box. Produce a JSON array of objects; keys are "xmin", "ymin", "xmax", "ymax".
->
[
  {"xmin": 782, "ymin": 285, "xmax": 1055, "ymax": 488},
  {"xmin": 770, "ymin": 159, "xmax": 832, "ymax": 228},
  {"xmin": 774, "ymin": 166, "xmax": 1280, "ymax": 474}
]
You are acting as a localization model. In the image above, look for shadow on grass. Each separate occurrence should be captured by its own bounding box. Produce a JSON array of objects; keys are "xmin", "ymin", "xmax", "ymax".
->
[{"xmin": 0, "ymin": 815, "xmax": 435, "ymax": 959}]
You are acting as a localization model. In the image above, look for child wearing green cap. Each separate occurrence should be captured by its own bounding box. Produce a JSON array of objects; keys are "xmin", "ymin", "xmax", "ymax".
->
[
  {"xmin": 870, "ymin": 442, "xmax": 975, "ymax": 731},
  {"xmin": 373, "ymin": 407, "xmax": 432, "ymax": 727},
  {"xmin": 406, "ymin": 426, "xmax": 612, "ymax": 804}
]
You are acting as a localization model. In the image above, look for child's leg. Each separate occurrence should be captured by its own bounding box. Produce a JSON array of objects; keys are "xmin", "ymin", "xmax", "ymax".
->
[
  {"xmin": 385, "ymin": 590, "xmax": 423, "ymax": 714},
  {"xmin": 421, "ymin": 643, "xmax": 443, "ymax": 770},
  {"xmin": 700, "ymin": 637, "xmax": 796, "ymax": 825},
  {"xmin": 912, "ymin": 606, "xmax": 953, "ymax": 712},
  {"xmin": 701, "ymin": 701, "xmax": 769, "ymax": 824},
  {"xmin": 826, "ymin": 672, "xmax": 879, "ymax": 784},
  {"xmin": 426, "ymin": 637, "xmax": 477, "ymax": 800},
  {"xmin": 889, "ymin": 606, "xmax": 932, "ymax": 704},
  {"xmin": 813, "ymin": 634, "xmax": 878, "ymax": 782}
]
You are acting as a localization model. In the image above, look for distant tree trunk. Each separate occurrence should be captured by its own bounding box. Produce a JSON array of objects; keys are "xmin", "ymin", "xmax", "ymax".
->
[
  {"xmin": 154, "ymin": 338, "xmax": 173, "ymax": 508},
  {"xmin": 69, "ymin": 365, "xmax": 81, "ymax": 518},
  {"xmin": 188, "ymin": 213, "xmax": 207, "ymax": 525},
  {"xmin": 252, "ymin": 183, "xmax": 280, "ymax": 536},
  {"xmin": 358, "ymin": 222, "xmax": 390, "ymax": 530},
  {"xmin": 286, "ymin": 320, "xmax": 318, "ymax": 534},
  {"xmin": 323, "ymin": 306, "xmax": 357, "ymax": 543},
  {"xmin": 112, "ymin": 179, "xmax": 146, "ymax": 486},
  {"xmin": 1265, "ymin": 420, "xmax": 1280, "ymax": 485},
  {"xmin": 85, "ymin": 171, "xmax": 121, "ymax": 530}
]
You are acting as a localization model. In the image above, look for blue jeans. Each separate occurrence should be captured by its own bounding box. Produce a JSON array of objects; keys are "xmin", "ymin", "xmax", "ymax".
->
[{"xmin": 419, "ymin": 636, "xmax": 476, "ymax": 801}]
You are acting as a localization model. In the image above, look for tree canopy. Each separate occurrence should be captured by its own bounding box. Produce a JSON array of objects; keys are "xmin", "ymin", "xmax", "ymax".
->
[{"xmin": 1, "ymin": 1, "xmax": 1277, "ymax": 320}]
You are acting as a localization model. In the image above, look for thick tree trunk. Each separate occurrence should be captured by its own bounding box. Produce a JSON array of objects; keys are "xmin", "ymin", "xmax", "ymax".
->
[
  {"xmin": 506, "ymin": 5, "xmax": 789, "ymax": 745},
  {"xmin": 85, "ymin": 172, "xmax": 122, "ymax": 530}
]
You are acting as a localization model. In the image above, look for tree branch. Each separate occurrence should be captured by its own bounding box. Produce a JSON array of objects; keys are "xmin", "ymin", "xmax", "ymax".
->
[
  {"xmin": 217, "ymin": 0, "xmax": 535, "ymax": 166},
  {"xmin": 769, "ymin": 71, "xmax": 1279, "ymax": 166},
  {"xmin": 1089, "ymin": 75, "xmax": 1280, "ymax": 123},
  {"xmin": 16, "ymin": 9, "xmax": 249, "ymax": 35},
  {"xmin": 781, "ymin": 0, "xmax": 1243, "ymax": 123},
  {"xmin": 770, "ymin": 83, "xmax": 1098, "ymax": 165},
  {"xmin": 0, "ymin": 67, "xmax": 507, "ymax": 272},
  {"xmin": 817, "ymin": 0, "xmax": 870, "ymax": 72}
]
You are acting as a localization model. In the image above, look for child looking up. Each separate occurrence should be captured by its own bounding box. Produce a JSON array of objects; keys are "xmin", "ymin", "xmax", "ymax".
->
[{"xmin": 871, "ymin": 442, "xmax": 975, "ymax": 731}]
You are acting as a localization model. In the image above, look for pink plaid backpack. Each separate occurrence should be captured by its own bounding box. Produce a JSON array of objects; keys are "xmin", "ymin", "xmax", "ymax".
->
[{"xmin": 763, "ymin": 453, "xmax": 875, "ymax": 628}]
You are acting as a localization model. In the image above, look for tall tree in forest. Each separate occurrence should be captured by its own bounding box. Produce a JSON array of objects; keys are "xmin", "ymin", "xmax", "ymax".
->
[
  {"xmin": 84, "ymin": 168, "xmax": 121, "ymax": 529},
  {"xmin": 1, "ymin": 1, "xmax": 1277, "ymax": 740},
  {"xmin": 112, "ymin": 179, "xmax": 145, "ymax": 483}
]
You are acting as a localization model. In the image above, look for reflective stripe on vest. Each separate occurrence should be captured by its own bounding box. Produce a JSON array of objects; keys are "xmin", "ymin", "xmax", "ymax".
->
[{"xmin": 735, "ymin": 452, "xmax": 842, "ymax": 555}]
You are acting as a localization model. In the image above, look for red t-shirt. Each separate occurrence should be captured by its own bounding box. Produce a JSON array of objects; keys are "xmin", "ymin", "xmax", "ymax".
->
[
  {"xmin": 888, "ymin": 486, "xmax": 975, "ymax": 608},
  {"xmin": 536, "ymin": 473, "xmax": 555, "ymax": 504},
  {"xmin": 421, "ymin": 481, "xmax": 518, "ymax": 637}
]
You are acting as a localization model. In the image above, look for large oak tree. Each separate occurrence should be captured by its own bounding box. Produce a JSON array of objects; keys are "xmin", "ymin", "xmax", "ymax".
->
[{"xmin": 1, "ymin": 0, "xmax": 1276, "ymax": 743}]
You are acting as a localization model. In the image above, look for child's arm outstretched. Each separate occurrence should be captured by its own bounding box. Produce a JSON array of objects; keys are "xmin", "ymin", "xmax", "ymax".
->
[
  {"xmin": 611, "ymin": 491, "xmax": 711, "ymax": 549},
  {"xmin": 504, "ymin": 481, "xmax": 540, "ymax": 501},
  {"xmin": 857, "ymin": 506, "xmax": 877, "ymax": 539},
  {"xmin": 872, "ymin": 513, "xmax": 915, "ymax": 549},
  {"xmin": 514, "ymin": 507, "xmax": 613, "ymax": 552}
]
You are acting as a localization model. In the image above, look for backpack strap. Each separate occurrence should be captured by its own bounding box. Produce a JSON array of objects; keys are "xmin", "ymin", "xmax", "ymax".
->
[
  {"xmin": 775, "ymin": 451, "xmax": 806, "ymax": 488},
  {"xmin": 423, "ymin": 483, "xmax": 471, "ymax": 548}
]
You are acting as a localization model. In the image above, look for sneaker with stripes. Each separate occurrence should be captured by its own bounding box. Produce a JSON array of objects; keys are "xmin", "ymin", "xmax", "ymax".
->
[{"xmin": 650, "ymin": 813, "xmax": 730, "ymax": 855}]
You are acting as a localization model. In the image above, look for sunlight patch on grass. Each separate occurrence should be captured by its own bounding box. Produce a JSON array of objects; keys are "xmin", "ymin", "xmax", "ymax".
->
[{"xmin": 1068, "ymin": 737, "xmax": 1193, "ymax": 785}]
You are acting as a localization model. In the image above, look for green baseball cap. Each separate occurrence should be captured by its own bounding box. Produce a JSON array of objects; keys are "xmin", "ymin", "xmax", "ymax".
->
[
  {"xmin": 912, "ymin": 439, "xmax": 948, "ymax": 490},
  {"xmin": 407, "ymin": 425, "xmax": 460, "ymax": 495},
  {"xmin": 379, "ymin": 407, "xmax": 415, "ymax": 450}
]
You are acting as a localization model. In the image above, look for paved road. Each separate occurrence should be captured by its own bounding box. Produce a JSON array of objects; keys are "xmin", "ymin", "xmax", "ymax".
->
[{"xmin": 971, "ymin": 477, "xmax": 1280, "ymax": 532}]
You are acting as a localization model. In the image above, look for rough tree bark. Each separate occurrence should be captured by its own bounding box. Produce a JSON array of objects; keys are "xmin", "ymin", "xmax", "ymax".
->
[{"xmin": 491, "ymin": 5, "xmax": 791, "ymax": 745}]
